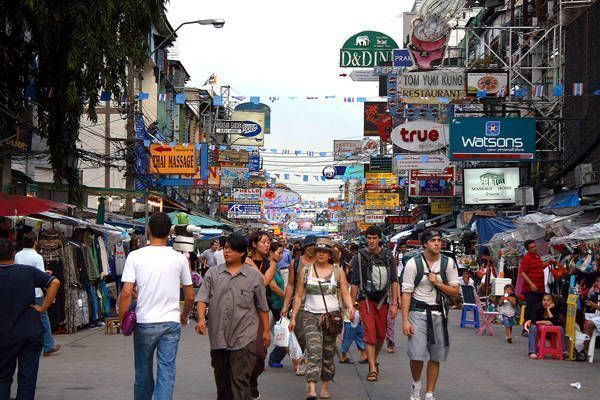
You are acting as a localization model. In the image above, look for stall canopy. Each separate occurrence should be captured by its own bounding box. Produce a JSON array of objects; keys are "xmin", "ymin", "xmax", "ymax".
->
[
  {"xmin": 542, "ymin": 190, "xmax": 580, "ymax": 210},
  {"xmin": 0, "ymin": 192, "xmax": 72, "ymax": 216},
  {"xmin": 136, "ymin": 211, "xmax": 223, "ymax": 228},
  {"xmin": 474, "ymin": 216, "xmax": 517, "ymax": 245}
]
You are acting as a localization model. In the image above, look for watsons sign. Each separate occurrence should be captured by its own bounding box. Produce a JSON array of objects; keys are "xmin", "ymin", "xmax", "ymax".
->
[
  {"xmin": 463, "ymin": 167, "xmax": 520, "ymax": 205},
  {"xmin": 398, "ymin": 70, "xmax": 466, "ymax": 98},
  {"xmin": 390, "ymin": 119, "xmax": 449, "ymax": 152},
  {"xmin": 340, "ymin": 31, "xmax": 399, "ymax": 68},
  {"xmin": 449, "ymin": 117, "xmax": 536, "ymax": 161}
]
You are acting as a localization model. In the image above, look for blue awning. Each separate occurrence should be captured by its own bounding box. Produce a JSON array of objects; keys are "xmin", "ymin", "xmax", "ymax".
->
[{"xmin": 542, "ymin": 190, "xmax": 580, "ymax": 210}]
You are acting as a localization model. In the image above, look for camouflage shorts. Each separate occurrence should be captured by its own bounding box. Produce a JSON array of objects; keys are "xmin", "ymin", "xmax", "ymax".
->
[{"xmin": 303, "ymin": 311, "xmax": 337, "ymax": 382}]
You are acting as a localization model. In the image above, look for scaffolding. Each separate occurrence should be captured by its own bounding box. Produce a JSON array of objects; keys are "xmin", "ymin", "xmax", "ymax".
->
[{"xmin": 455, "ymin": 0, "xmax": 594, "ymax": 191}]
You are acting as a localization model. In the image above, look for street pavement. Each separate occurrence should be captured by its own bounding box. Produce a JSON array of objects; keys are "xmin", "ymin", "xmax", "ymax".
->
[{"xmin": 20, "ymin": 311, "xmax": 598, "ymax": 399}]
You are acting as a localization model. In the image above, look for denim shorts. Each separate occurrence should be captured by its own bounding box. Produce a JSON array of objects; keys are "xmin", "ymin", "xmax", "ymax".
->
[{"xmin": 502, "ymin": 315, "xmax": 515, "ymax": 328}]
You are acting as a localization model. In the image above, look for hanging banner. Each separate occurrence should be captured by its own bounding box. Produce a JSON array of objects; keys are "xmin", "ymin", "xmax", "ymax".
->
[
  {"xmin": 220, "ymin": 167, "xmax": 249, "ymax": 188},
  {"xmin": 333, "ymin": 140, "xmax": 362, "ymax": 161},
  {"xmin": 232, "ymin": 188, "xmax": 261, "ymax": 201},
  {"xmin": 449, "ymin": 117, "xmax": 536, "ymax": 161},
  {"xmin": 394, "ymin": 154, "xmax": 450, "ymax": 171},
  {"xmin": 365, "ymin": 191, "xmax": 400, "ymax": 210},
  {"xmin": 398, "ymin": 70, "xmax": 466, "ymax": 98},
  {"xmin": 149, "ymin": 144, "xmax": 196, "ymax": 175},
  {"xmin": 227, "ymin": 202, "xmax": 262, "ymax": 219},
  {"xmin": 365, "ymin": 172, "xmax": 398, "ymax": 190},
  {"xmin": 391, "ymin": 119, "xmax": 449, "ymax": 152},
  {"xmin": 339, "ymin": 31, "xmax": 399, "ymax": 68},
  {"xmin": 247, "ymin": 154, "xmax": 261, "ymax": 172},
  {"xmin": 364, "ymin": 102, "xmax": 390, "ymax": 137},
  {"xmin": 463, "ymin": 167, "xmax": 520, "ymax": 205},
  {"xmin": 262, "ymin": 188, "xmax": 302, "ymax": 208},
  {"xmin": 409, "ymin": 167, "xmax": 455, "ymax": 197},
  {"xmin": 466, "ymin": 71, "xmax": 508, "ymax": 97}
]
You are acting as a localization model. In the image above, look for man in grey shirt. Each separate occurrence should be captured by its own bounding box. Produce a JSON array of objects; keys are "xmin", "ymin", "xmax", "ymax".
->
[
  {"xmin": 200, "ymin": 239, "xmax": 220, "ymax": 271},
  {"xmin": 196, "ymin": 232, "xmax": 270, "ymax": 400}
]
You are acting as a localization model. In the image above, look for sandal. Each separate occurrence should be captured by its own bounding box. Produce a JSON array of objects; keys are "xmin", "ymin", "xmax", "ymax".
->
[
  {"xmin": 358, "ymin": 358, "xmax": 369, "ymax": 364},
  {"xmin": 320, "ymin": 394, "xmax": 332, "ymax": 399},
  {"xmin": 367, "ymin": 371, "xmax": 378, "ymax": 382},
  {"xmin": 339, "ymin": 357, "xmax": 355, "ymax": 364},
  {"xmin": 306, "ymin": 396, "xmax": 317, "ymax": 400}
]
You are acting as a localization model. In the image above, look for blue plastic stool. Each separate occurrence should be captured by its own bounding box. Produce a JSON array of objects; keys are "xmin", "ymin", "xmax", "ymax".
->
[{"xmin": 460, "ymin": 304, "xmax": 480, "ymax": 328}]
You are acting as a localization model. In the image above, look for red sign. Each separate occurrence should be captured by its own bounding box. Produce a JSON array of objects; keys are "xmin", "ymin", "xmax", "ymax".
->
[
  {"xmin": 409, "ymin": 167, "xmax": 455, "ymax": 197},
  {"xmin": 385, "ymin": 215, "xmax": 416, "ymax": 225}
]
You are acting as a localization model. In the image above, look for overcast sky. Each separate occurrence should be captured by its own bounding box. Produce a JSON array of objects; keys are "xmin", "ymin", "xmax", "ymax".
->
[{"xmin": 167, "ymin": 0, "xmax": 413, "ymax": 199}]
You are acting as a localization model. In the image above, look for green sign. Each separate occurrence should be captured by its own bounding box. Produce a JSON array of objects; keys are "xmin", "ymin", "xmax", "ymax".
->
[{"xmin": 340, "ymin": 31, "xmax": 399, "ymax": 68}]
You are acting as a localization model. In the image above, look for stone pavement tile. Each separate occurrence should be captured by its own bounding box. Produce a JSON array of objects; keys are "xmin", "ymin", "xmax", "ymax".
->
[{"xmin": 18, "ymin": 311, "xmax": 599, "ymax": 399}]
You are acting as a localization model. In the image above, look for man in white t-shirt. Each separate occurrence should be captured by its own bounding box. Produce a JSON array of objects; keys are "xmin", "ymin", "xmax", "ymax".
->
[
  {"xmin": 119, "ymin": 212, "xmax": 194, "ymax": 400},
  {"xmin": 15, "ymin": 232, "xmax": 61, "ymax": 356},
  {"xmin": 213, "ymin": 236, "xmax": 226, "ymax": 267}
]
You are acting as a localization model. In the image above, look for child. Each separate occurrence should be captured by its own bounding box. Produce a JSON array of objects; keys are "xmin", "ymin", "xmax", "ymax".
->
[
  {"xmin": 339, "ymin": 310, "xmax": 368, "ymax": 364},
  {"xmin": 498, "ymin": 284, "xmax": 517, "ymax": 343}
]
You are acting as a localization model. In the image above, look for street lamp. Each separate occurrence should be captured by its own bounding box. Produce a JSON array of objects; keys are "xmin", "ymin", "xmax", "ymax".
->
[{"xmin": 151, "ymin": 19, "xmax": 225, "ymax": 55}]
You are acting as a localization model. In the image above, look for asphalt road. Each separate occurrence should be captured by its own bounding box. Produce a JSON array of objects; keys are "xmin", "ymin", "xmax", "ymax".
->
[{"xmin": 15, "ymin": 311, "xmax": 599, "ymax": 399}]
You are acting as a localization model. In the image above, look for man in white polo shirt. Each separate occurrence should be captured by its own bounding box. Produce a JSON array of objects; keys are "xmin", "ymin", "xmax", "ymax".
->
[
  {"xmin": 15, "ymin": 232, "xmax": 61, "ymax": 357},
  {"xmin": 119, "ymin": 212, "xmax": 195, "ymax": 400}
]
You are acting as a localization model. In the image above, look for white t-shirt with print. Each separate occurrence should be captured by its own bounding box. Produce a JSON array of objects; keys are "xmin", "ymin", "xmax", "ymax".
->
[
  {"xmin": 401, "ymin": 254, "xmax": 459, "ymax": 306},
  {"xmin": 122, "ymin": 246, "xmax": 192, "ymax": 324}
]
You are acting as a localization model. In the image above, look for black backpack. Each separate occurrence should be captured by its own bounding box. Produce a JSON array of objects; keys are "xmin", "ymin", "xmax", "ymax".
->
[
  {"xmin": 358, "ymin": 249, "xmax": 393, "ymax": 302},
  {"xmin": 400, "ymin": 253, "xmax": 450, "ymax": 293}
]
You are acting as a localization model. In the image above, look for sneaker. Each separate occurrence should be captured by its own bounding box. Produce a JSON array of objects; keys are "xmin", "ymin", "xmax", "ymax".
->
[
  {"xmin": 410, "ymin": 381, "xmax": 422, "ymax": 400},
  {"xmin": 43, "ymin": 345, "xmax": 61, "ymax": 357},
  {"xmin": 424, "ymin": 393, "xmax": 436, "ymax": 400},
  {"xmin": 529, "ymin": 353, "xmax": 538, "ymax": 359},
  {"xmin": 269, "ymin": 362, "xmax": 283, "ymax": 368},
  {"xmin": 521, "ymin": 330, "xmax": 529, "ymax": 337}
]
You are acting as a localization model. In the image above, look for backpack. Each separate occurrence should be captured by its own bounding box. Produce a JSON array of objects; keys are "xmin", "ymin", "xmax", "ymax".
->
[
  {"xmin": 400, "ymin": 253, "xmax": 449, "ymax": 294},
  {"xmin": 358, "ymin": 249, "xmax": 393, "ymax": 302}
]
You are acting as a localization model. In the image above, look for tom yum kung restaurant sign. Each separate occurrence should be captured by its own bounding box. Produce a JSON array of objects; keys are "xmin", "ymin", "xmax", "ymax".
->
[
  {"xmin": 398, "ymin": 70, "xmax": 466, "ymax": 98},
  {"xmin": 340, "ymin": 31, "xmax": 399, "ymax": 68}
]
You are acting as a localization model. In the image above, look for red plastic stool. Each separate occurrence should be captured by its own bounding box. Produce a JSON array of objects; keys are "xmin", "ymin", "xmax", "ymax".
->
[{"xmin": 536, "ymin": 325, "xmax": 564, "ymax": 360}]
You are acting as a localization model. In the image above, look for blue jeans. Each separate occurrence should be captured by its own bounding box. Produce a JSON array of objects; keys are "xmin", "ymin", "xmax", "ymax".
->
[
  {"xmin": 35, "ymin": 296, "xmax": 56, "ymax": 352},
  {"xmin": 133, "ymin": 322, "xmax": 181, "ymax": 400},
  {"xmin": 340, "ymin": 321, "xmax": 366, "ymax": 354},
  {"xmin": 0, "ymin": 334, "xmax": 43, "ymax": 400}
]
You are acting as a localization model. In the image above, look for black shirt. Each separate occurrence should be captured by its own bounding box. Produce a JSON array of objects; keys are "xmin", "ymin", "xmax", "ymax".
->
[
  {"xmin": 530, "ymin": 302, "xmax": 562, "ymax": 326},
  {"xmin": 0, "ymin": 263, "xmax": 55, "ymax": 344}
]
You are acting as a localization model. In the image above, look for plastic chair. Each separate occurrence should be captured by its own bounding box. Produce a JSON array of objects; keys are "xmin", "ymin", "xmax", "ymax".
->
[
  {"xmin": 536, "ymin": 325, "xmax": 564, "ymax": 360},
  {"xmin": 460, "ymin": 304, "xmax": 480, "ymax": 328},
  {"xmin": 588, "ymin": 329, "xmax": 598, "ymax": 363},
  {"xmin": 474, "ymin": 295, "xmax": 497, "ymax": 336}
]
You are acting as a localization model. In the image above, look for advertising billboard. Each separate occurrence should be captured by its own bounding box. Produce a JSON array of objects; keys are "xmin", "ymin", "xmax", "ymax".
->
[
  {"xmin": 394, "ymin": 154, "xmax": 450, "ymax": 171},
  {"xmin": 333, "ymin": 140, "xmax": 362, "ymax": 161},
  {"xmin": 228, "ymin": 111, "xmax": 265, "ymax": 146},
  {"xmin": 466, "ymin": 71, "xmax": 509, "ymax": 97},
  {"xmin": 220, "ymin": 167, "xmax": 248, "ymax": 188},
  {"xmin": 398, "ymin": 70, "xmax": 466, "ymax": 98},
  {"xmin": 227, "ymin": 203, "xmax": 262, "ymax": 219},
  {"xmin": 232, "ymin": 188, "xmax": 261, "ymax": 201},
  {"xmin": 365, "ymin": 192, "xmax": 400, "ymax": 210},
  {"xmin": 364, "ymin": 102, "xmax": 390, "ymax": 137},
  {"xmin": 409, "ymin": 167, "xmax": 455, "ymax": 197},
  {"xmin": 450, "ymin": 118, "xmax": 536, "ymax": 161},
  {"xmin": 391, "ymin": 119, "xmax": 449, "ymax": 152},
  {"xmin": 339, "ymin": 31, "xmax": 399, "ymax": 68},
  {"xmin": 149, "ymin": 144, "xmax": 196, "ymax": 175},
  {"xmin": 463, "ymin": 167, "xmax": 520, "ymax": 205},
  {"xmin": 365, "ymin": 172, "xmax": 397, "ymax": 190}
]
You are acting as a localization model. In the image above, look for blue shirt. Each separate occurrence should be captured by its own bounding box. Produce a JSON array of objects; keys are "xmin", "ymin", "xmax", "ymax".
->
[
  {"xmin": 0, "ymin": 263, "xmax": 55, "ymax": 344},
  {"xmin": 278, "ymin": 249, "xmax": 293, "ymax": 270}
]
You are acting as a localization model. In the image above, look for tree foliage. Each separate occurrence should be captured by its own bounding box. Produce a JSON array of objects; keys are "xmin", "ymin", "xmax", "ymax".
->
[{"xmin": 0, "ymin": 0, "xmax": 168, "ymax": 203}]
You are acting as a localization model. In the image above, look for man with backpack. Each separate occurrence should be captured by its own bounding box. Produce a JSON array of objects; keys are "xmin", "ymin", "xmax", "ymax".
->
[
  {"xmin": 401, "ymin": 229, "xmax": 459, "ymax": 400},
  {"xmin": 350, "ymin": 226, "xmax": 399, "ymax": 382}
]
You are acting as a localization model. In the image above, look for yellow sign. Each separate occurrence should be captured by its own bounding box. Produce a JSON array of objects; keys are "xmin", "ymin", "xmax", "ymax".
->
[
  {"xmin": 365, "ymin": 172, "xmax": 397, "ymax": 190},
  {"xmin": 431, "ymin": 200, "xmax": 452, "ymax": 215},
  {"xmin": 365, "ymin": 191, "xmax": 400, "ymax": 210},
  {"xmin": 149, "ymin": 144, "xmax": 196, "ymax": 175},
  {"xmin": 565, "ymin": 293, "xmax": 578, "ymax": 360}
]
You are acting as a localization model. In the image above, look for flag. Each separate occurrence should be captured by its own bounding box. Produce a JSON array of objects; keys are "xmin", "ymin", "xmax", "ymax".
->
[
  {"xmin": 250, "ymin": 96, "xmax": 260, "ymax": 104},
  {"xmin": 319, "ymin": 152, "xmax": 327, "ymax": 157},
  {"xmin": 232, "ymin": 96, "xmax": 247, "ymax": 101},
  {"xmin": 356, "ymin": 97, "xmax": 367, "ymax": 102},
  {"xmin": 268, "ymin": 96, "xmax": 279, "ymax": 102},
  {"xmin": 175, "ymin": 93, "xmax": 186, "ymax": 104},
  {"xmin": 213, "ymin": 95, "xmax": 223, "ymax": 106},
  {"xmin": 534, "ymin": 85, "xmax": 544, "ymax": 97},
  {"xmin": 303, "ymin": 175, "xmax": 308, "ymax": 182},
  {"xmin": 344, "ymin": 97, "xmax": 355, "ymax": 102},
  {"xmin": 476, "ymin": 90, "xmax": 487, "ymax": 99},
  {"xmin": 100, "ymin": 91, "xmax": 111, "ymax": 101},
  {"xmin": 158, "ymin": 93, "xmax": 167, "ymax": 102},
  {"xmin": 307, "ymin": 151, "xmax": 314, "ymax": 157},
  {"xmin": 139, "ymin": 92, "xmax": 149, "ymax": 100},
  {"xmin": 438, "ymin": 97, "xmax": 450, "ymax": 104},
  {"xmin": 573, "ymin": 83, "xmax": 584, "ymax": 96},
  {"xmin": 553, "ymin": 84, "xmax": 564, "ymax": 97},
  {"xmin": 282, "ymin": 149, "xmax": 290, "ymax": 155},
  {"xmin": 294, "ymin": 150, "xmax": 302, "ymax": 156},
  {"xmin": 496, "ymin": 86, "xmax": 506, "ymax": 97},
  {"xmin": 284, "ymin": 174, "xmax": 289, "ymax": 180},
  {"xmin": 325, "ymin": 95, "xmax": 336, "ymax": 99},
  {"xmin": 203, "ymin": 73, "xmax": 217, "ymax": 86}
]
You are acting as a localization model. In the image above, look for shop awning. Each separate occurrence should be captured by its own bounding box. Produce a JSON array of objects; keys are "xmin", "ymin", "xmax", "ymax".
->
[
  {"xmin": 542, "ymin": 190, "xmax": 580, "ymax": 210},
  {"xmin": 0, "ymin": 192, "xmax": 73, "ymax": 217}
]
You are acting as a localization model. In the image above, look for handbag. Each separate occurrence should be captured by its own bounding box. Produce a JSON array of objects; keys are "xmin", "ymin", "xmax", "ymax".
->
[
  {"xmin": 314, "ymin": 266, "xmax": 344, "ymax": 336},
  {"xmin": 121, "ymin": 311, "xmax": 136, "ymax": 336}
]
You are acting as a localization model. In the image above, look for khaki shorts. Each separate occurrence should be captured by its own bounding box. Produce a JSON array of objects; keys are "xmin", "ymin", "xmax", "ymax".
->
[{"xmin": 407, "ymin": 311, "xmax": 449, "ymax": 362}]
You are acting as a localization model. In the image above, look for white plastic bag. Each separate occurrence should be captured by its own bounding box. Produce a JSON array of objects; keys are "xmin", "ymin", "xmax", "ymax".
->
[
  {"xmin": 274, "ymin": 317, "xmax": 290, "ymax": 347},
  {"xmin": 288, "ymin": 331, "xmax": 303, "ymax": 360}
]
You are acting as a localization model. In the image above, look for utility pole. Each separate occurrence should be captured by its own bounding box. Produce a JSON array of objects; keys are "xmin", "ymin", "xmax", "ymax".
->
[
  {"xmin": 125, "ymin": 64, "xmax": 136, "ymax": 216},
  {"xmin": 104, "ymin": 100, "xmax": 110, "ymax": 189}
]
